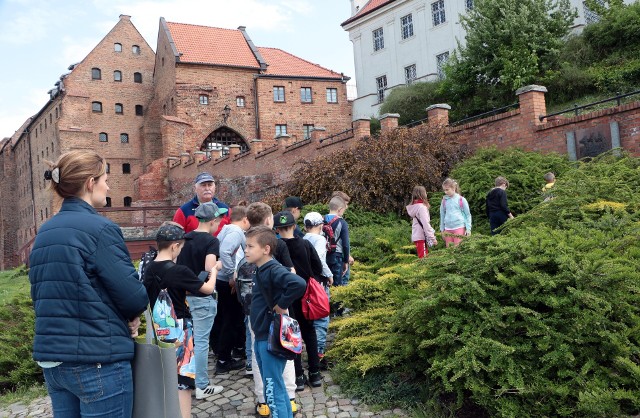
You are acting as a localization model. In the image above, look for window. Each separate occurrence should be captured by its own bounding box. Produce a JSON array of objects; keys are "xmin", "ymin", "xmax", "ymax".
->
[
  {"xmin": 273, "ymin": 86, "xmax": 285, "ymax": 102},
  {"xmin": 376, "ymin": 75, "xmax": 387, "ymax": 103},
  {"xmin": 236, "ymin": 96, "xmax": 245, "ymax": 107},
  {"xmin": 303, "ymin": 124, "xmax": 314, "ymax": 140},
  {"xmin": 92, "ymin": 101, "xmax": 103, "ymax": 113},
  {"xmin": 583, "ymin": 0, "xmax": 602, "ymax": 24},
  {"xmin": 55, "ymin": 108, "xmax": 58, "ymax": 118},
  {"xmin": 105, "ymin": 197, "xmax": 112, "ymax": 207},
  {"xmin": 326, "ymin": 88, "xmax": 338, "ymax": 103},
  {"xmin": 115, "ymin": 103, "xmax": 123, "ymax": 114},
  {"xmin": 122, "ymin": 163, "xmax": 131, "ymax": 174},
  {"xmin": 401, "ymin": 14, "xmax": 414, "ymax": 39},
  {"xmin": 466, "ymin": 0, "xmax": 474, "ymax": 10},
  {"xmin": 120, "ymin": 133, "xmax": 129, "ymax": 143},
  {"xmin": 114, "ymin": 43, "xmax": 122, "ymax": 52},
  {"xmin": 373, "ymin": 27, "xmax": 384, "ymax": 51},
  {"xmin": 432, "ymin": 0, "xmax": 446, "ymax": 26},
  {"xmin": 124, "ymin": 197, "xmax": 132, "ymax": 207},
  {"xmin": 275, "ymin": 124, "xmax": 288, "ymax": 137},
  {"xmin": 436, "ymin": 52, "xmax": 450, "ymax": 79},
  {"xmin": 199, "ymin": 95, "xmax": 209, "ymax": 105},
  {"xmin": 133, "ymin": 72, "xmax": 142, "ymax": 83},
  {"xmin": 135, "ymin": 105, "xmax": 143, "ymax": 116},
  {"xmin": 91, "ymin": 68, "xmax": 101, "ymax": 80},
  {"xmin": 114, "ymin": 70, "xmax": 122, "ymax": 82},
  {"xmin": 106, "ymin": 163, "xmax": 110, "ymax": 173},
  {"xmin": 132, "ymin": 45, "xmax": 140, "ymax": 55},
  {"xmin": 300, "ymin": 87, "xmax": 312, "ymax": 103},
  {"xmin": 99, "ymin": 132, "xmax": 108, "ymax": 142},
  {"xmin": 405, "ymin": 64, "xmax": 417, "ymax": 84}
]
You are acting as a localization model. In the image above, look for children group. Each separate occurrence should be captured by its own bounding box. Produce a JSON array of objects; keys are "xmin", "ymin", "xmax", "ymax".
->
[{"xmin": 141, "ymin": 173, "xmax": 353, "ymax": 418}]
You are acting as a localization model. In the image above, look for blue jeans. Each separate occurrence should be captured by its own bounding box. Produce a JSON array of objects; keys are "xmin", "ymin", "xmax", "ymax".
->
[
  {"xmin": 43, "ymin": 361, "xmax": 133, "ymax": 418},
  {"xmin": 327, "ymin": 252, "xmax": 345, "ymax": 286},
  {"xmin": 244, "ymin": 315, "xmax": 252, "ymax": 366},
  {"xmin": 186, "ymin": 295, "xmax": 217, "ymax": 389},
  {"xmin": 314, "ymin": 285, "xmax": 331, "ymax": 354},
  {"xmin": 254, "ymin": 340, "xmax": 291, "ymax": 418},
  {"xmin": 342, "ymin": 265, "xmax": 351, "ymax": 286}
]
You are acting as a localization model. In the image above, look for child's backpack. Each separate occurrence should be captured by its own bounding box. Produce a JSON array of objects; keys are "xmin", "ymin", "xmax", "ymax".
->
[
  {"xmin": 235, "ymin": 258, "xmax": 256, "ymax": 315},
  {"xmin": 137, "ymin": 246, "xmax": 158, "ymax": 282},
  {"xmin": 322, "ymin": 217, "xmax": 340, "ymax": 254},
  {"xmin": 150, "ymin": 263, "xmax": 183, "ymax": 343},
  {"xmin": 441, "ymin": 196, "xmax": 464, "ymax": 215}
]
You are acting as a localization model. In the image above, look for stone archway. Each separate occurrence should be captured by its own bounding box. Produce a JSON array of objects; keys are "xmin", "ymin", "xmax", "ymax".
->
[{"xmin": 200, "ymin": 126, "xmax": 248, "ymax": 157}]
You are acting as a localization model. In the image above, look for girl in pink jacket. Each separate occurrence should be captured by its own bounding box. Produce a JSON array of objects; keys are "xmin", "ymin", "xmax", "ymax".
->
[{"xmin": 406, "ymin": 185, "xmax": 438, "ymax": 258}]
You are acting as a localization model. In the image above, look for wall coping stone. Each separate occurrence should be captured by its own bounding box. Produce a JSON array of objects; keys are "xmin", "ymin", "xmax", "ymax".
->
[
  {"xmin": 426, "ymin": 104, "xmax": 451, "ymax": 111},
  {"xmin": 515, "ymin": 85, "xmax": 548, "ymax": 95}
]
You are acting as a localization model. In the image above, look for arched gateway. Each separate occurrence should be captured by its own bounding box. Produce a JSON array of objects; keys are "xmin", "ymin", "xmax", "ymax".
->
[{"xmin": 200, "ymin": 126, "xmax": 248, "ymax": 157}]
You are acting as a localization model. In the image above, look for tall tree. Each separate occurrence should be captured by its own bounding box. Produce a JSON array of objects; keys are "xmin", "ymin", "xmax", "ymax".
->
[{"xmin": 442, "ymin": 0, "xmax": 576, "ymax": 118}]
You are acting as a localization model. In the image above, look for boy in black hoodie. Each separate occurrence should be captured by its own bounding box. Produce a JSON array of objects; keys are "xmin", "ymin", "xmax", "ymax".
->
[
  {"xmin": 274, "ymin": 211, "xmax": 324, "ymax": 390},
  {"xmin": 247, "ymin": 226, "xmax": 306, "ymax": 418}
]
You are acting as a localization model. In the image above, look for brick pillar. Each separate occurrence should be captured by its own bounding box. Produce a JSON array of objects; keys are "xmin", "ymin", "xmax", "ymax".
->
[
  {"xmin": 277, "ymin": 134, "xmax": 291, "ymax": 147},
  {"xmin": 380, "ymin": 113, "xmax": 399, "ymax": 132},
  {"xmin": 193, "ymin": 151, "xmax": 208, "ymax": 162},
  {"xmin": 516, "ymin": 85, "xmax": 548, "ymax": 126},
  {"xmin": 179, "ymin": 152, "xmax": 190, "ymax": 164},
  {"xmin": 308, "ymin": 127, "xmax": 325, "ymax": 143},
  {"xmin": 228, "ymin": 144, "xmax": 241, "ymax": 157},
  {"xmin": 426, "ymin": 104, "xmax": 451, "ymax": 126},
  {"xmin": 249, "ymin": 139, "xmax": 263, "ymax": 154},
  {"xmin": 352, "ymin": 118, "xmax": 371, "ymax": 139}
]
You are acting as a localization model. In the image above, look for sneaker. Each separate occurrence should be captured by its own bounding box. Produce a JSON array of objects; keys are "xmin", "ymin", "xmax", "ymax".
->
[
  {"xmin": 308, "ymin": 371, "xmax": 322, "ymax": 387},
  {"xmin": 290, "ymin": 398, "xmax": 298, "ymax": 413},
  {"xmin": 195, "ymin": 385, "xmax": 223, "ymax": 399},
  {"xmin": 231, "ymin": 347, "xmax": 246, "ymax": 359},
  {"xmin": 295, "ymin": 374, "xmax": 307, "ymax": 391},
  {"xmin": 245, "ymin": 363, "xmax": 253, "ymax": 375},
  {"xmin": 215, "ymin": 359, "xmax": 245, "ymax": 374},
  {"xmin": 255, "ymin": 403, "xmax": 270, "ymax": 417}
]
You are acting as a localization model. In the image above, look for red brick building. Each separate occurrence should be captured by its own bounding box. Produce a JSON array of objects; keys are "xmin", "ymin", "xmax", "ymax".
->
[{"xmin": 0, "ymin": 15, "xmax": 354, "ymax": 267}]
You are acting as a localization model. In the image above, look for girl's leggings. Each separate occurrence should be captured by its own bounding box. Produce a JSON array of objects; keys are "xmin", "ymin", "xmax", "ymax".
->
[{"xmin": 414, "ymin": 240, "xmax": 429, "ymax": 258}]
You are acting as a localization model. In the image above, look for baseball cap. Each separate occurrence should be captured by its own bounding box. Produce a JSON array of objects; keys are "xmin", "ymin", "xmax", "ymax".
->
[
  {"xmin": 303, "ymin": 211, "xmax": 324, "ymax": 227},
  {"xmin": 194, "ymin": 172, "xmax": 215, "ymax": 185},
  {"xmin": 273, "ymin": 211, "xmax": 295, "ymax": 228},
  {"xmin": 195, "ymin": 202, "xmax": 228, "ymax": 221},
  {"xmin": 156, "ymin": 223, "xmax": 186, "ymax": 241},
  {"xmin": 283, "ymin": 196, "xmax": 303, "ymax": 209}
]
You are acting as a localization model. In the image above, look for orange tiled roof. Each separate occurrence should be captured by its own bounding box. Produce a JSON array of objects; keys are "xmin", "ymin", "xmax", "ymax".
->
[
  {"xmin": 257, "ymin": 47, "xmax": 344, "ymax": 79},
  {"xmin": 341, "ymin": 0, "xmax": 396, "ymax": 26},
  {"xmin": 166, "ymin": 22, "xmax": 260, "ymax": 68}
]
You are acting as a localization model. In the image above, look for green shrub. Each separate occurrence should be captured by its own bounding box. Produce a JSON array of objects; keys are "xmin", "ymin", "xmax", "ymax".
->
[
  {"xmin": 380, "ymin": 81, "xmax": 446, "ymax": 126},
  {"xmin": 330, "ymin": 153, "xmax": 640, "ymax": 417},
  {"xmin": 583, "ymin": 2, "xmax": 640, "ymax": 52}
]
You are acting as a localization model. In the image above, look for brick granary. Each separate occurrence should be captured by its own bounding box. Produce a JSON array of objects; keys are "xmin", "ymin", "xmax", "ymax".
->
[{"xmin": 0, "ymin": 15, "xmax": 356, "ymax": 268}]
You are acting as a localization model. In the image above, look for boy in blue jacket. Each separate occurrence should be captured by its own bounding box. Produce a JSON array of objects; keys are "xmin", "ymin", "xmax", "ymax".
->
[{"xmin": 247, "ymin": 226, "xmax": 306, "ymax": 418}]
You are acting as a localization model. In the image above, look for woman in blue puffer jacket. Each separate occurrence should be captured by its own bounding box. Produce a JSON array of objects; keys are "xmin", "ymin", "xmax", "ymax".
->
[{"xmin": 29, "ymin": 150, "xmax": 148, "ymax": 418}]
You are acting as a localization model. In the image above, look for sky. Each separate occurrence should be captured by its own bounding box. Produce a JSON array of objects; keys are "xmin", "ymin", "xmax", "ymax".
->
[{"xmin": 0, "ymin": 0, "xmax": 358, "ymax": 139}]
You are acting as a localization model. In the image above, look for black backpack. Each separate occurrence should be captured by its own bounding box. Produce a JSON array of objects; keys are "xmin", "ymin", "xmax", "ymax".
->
[
  {"xmin": 235, "ymin": 258, "xmax": 255, "ymax": 315},
  {"xmin": 137, "ymin": 246, "xmax": 158, "ymax": 282}
]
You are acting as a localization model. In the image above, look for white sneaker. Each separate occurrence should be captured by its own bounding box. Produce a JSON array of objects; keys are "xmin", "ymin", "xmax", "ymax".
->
[{"xmin": 195, "ymin": 385, "xmax": 223, "ymax": 399}]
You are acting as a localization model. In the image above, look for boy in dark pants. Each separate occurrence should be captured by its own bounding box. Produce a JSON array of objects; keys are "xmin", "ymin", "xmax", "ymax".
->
[
  {"xmin": 247, "ymin": 226, "xmax": 306, "ymax": 418},
  {"xmin": 274, "ymin": 211, "xmax": 324, "ymax": 390},
  {"xmin": 325, "ymin": 196, "xmax": 351, "ymax": 286}
]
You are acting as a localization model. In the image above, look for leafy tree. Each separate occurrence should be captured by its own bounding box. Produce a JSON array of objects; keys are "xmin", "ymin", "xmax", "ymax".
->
[{"xmin": 443, "ymin": 0, "xmax": 577, "ymax": 118}]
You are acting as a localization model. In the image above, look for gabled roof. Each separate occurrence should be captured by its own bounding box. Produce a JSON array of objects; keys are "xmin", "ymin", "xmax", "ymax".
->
[
  {"xmin": 166, "ymin": 22, "xmax": 261, "ymax": 69},
  {"xmin": 257, "ymin": 47, "xmax": 344, "ymax": 79},
  {"xmin": 341, "ymin": 0, "xmax": 396, "ymax": 26}
]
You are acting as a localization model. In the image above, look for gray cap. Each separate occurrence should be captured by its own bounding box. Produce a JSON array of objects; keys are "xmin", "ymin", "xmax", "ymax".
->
[
  {"xmin": 195, "ymin": 172, "xmax": 215, "ymax": 184},
  {"xmin": 195, "ymin": 202, "xmax": 228, "ymax": 221}
]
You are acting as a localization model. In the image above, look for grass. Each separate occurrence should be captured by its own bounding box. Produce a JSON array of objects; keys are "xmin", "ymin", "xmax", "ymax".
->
[
  {"xmin": 545, "ymin": 90, "xmax": 640, "ymax": 117},
  {"xmin": 0, "ymin": 384, "xmax": 47, "ymax": 409}
]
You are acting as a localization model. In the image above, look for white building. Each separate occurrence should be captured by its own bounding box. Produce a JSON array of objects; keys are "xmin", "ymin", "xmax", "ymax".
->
[{"xmin": 342, "ymin": 0, "xmax": 627, "ymax": 119}]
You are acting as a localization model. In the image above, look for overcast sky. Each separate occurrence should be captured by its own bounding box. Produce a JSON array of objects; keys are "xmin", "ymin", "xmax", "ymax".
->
[{"xmin": 0, "ymin": 0, "xmax": 357, "ymax": 138}]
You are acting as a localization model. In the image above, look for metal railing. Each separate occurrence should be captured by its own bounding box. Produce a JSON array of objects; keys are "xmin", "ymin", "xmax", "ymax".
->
[
  {"xmin": 319, "ymin": 127, "xmax": 354, "ymax": 143},
  {"xmin": 539, "ymin": 89, "xmax": 640, "ymax": 121},
  {"xmin": 97, "ymin": 205, "xmax": 179, "ymax": 239},
  {"xmin": 450, "ymin": 102, "xmax": 520, "ymax": 127},
  {"xmin": 404, "ymin": 117, "xmax": 429, "ymax": 128}
]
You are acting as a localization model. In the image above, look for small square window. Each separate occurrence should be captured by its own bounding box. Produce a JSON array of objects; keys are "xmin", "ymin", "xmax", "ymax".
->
[
  {"xmin": 326, "ymin": 88, "xmax": 338, "ymax": 103},
  {"xmin": 105, "ymin": 197, "xmax": 112, "ymax": 207},
  {"xmin": 133, "ymin": 72, "xmax": 142, "ymax": 83},
  {"xmin": 114, "ymin": 43, "xmax": 122, "ymax": 52},
  {"xmin": 303, "ymin": 124, "xmax": 314, "ymax": 140},
  {"xmin": 115, "ymin": 103, "xmax": 123, "ymax": 114},
  {"xmin": 132, "ymin": 45, "xmax": 140, "ymax": 55},
  {"xmin": 91, "ymin": 68, "xmax": 101, "ymax": 80},
  {"xmin": 200, "ymin": 95, "xmax": 209, "ymax": 105},
  {"xmin": 275, "ymin": 124, "xmax": 287, "ymax": 137},
  {"xmin": 99, "ymin": 132, "xmax": 108, "ymax": 142},
  {"xmin": 124, "ymin": 196, "xmax": 132, "ymax": 206},
  {"xmin": 273, "ymin": 86, "xmax": 285, "ymax": 102},
  {"xmin": 120, "ymin": 133, "xmax": 129, "ymax": 143},
  {"xmin": 114, "ymin": 70, "xmax": 122, "ymax": 82},
  {"xmin": 135, "ymin": 105, "xmax": 143, "ymax": 116},
  {"xmin": 405, "ymin": 64, "xmax": 417, "ymax": 84},
  {"xmin": 236, "ymin": 96, "xmax": 245, "ymax": 107},
  {"xmin": 122, "ymin": 163, "xmax": 131, "ymax": 174},
  {"xmin": 300, "ymin": 87, "xmax": 312, "ymax": 103},
  {"xmin": 92, "ymin": 101, "xmax": 103, "ymax": 113}
]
